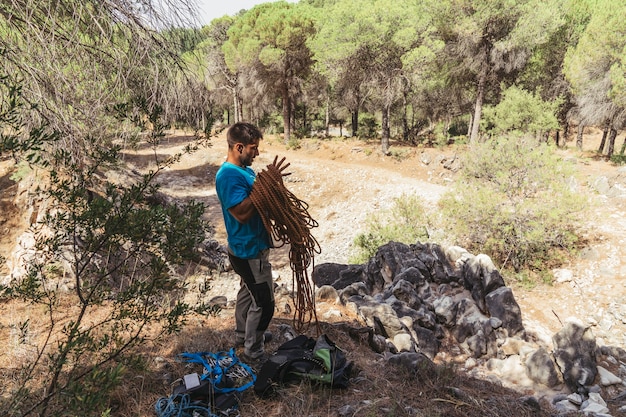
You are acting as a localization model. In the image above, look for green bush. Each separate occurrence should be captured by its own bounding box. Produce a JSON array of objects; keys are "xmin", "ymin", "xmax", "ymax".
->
[
  {"xmin": 439, "ymin": 137, "xmax": 587, "ymax": 276},
  {"xmin": 1, "ymin": 76, "xmax": 213, "ymax": 416},
  {"xmin": 481, "ymin": 86, "xmax": 562, "ymax": 137},
  {"xmin": 351, "ymin": 194, "xmax": 430, "ymax": 263},
  {"xmin": 610, "ymin": 154, "xmax": 626, "ymax": 165},
  {"xmin": 358, "ymin": 113, "xmax": 379, "ymax": 139}
]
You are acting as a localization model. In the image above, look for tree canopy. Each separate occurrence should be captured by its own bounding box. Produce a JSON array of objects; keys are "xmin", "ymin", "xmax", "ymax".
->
[{"xmin": 223, "ymin": 1, "xmax": 316, "ymax": 142}]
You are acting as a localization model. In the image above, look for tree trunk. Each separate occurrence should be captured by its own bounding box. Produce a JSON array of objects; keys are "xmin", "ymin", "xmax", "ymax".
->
[
  {"xmin": 233, "ymin": 89, "xmax": 243, "ymax": 123},
  {"xmin": 381, "ymin": 104, "xmax": 390, "ymax": 155},
  {"xmin": 607, "ymin": 128, "xmax": 617, "ymax": 158},
  {"xmin": 402, "ymin": 92, "xmax": 409, "ymax": 141},
  {"xmin": 469, "ymin": 64, "xmax": 487, "ymax": 144},
  {"xmin": 282, "ymin": 85, "xmax": 291, "ymax": 143},
  {"xmin": 576, "ymin": 123, "xmax": 584, "ymax": 150},
  {"xmin": 325, "ymin": 97, "xmax": 330, "ymax": 137},
  {"xmin": 620, "ymin": 136, "xmax": 626, "ymax": 155},
  {"xmin": 351, "ymin": 111, "xmax": 359, "ymax": 137},
  {"xmin": 598, "ymin": 126, "xmax": 608, "ymax": 153},
  {"xmin": 351, "ymin": 89, "xmax": 360, "ymax": 137}
]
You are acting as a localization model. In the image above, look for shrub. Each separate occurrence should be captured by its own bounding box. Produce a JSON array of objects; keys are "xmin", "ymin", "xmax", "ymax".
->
[
  {"xmin": 439, "ymin": 137, "xmax": 587, "ymax": 276},
  {"xmin": 358, "ymin": 113, "xmax": 379, "ymax": 139},
  {"xmin": 481, "ymin": 86, "xmax": 562, "ymax": 138},
  {"xmin": 351, "ymin": 194, "xmax": 430, "ymax": 263},
  {"xmin": 0, "ymin": 77, "xmax": 213, "ymax": 416}
]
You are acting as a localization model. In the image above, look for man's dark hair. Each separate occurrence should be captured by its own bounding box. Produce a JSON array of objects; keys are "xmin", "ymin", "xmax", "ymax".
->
[{"xmin": 227, "ymin": 122, "xmax": 263, "ymax": 148}]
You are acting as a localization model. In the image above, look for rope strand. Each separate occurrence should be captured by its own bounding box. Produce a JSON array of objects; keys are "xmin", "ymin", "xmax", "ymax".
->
[{"xmin": 249, "ymin": 159, "xmax": 320, "ymax": 332}]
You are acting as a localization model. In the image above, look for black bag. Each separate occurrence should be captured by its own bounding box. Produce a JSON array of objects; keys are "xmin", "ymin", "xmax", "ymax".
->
[{"xmin": 254, "ymin": 334, "xmax": 352, "ymax": 397}]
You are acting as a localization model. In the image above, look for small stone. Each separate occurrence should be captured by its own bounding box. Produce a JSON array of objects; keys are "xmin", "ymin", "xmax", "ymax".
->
[
  {"xmin": 567, "ymin": 393, "xmax": 583, "ymax": 406},
  {"xmin": 597, "ymin": 365, "xmax": 623, "ymax": 386}
]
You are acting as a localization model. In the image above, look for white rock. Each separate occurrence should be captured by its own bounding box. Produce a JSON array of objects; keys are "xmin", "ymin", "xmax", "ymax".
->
[
  {"xmin": 588, "ymin": 392, "xmax": 608, "ymax": 407},
  {"xmin": 597, "ymin": 365, "xmax": 623, "ymax": 386},
  {"xmin": 553, "ymin": 268, "xmax": 574, "ymax": 283},
  {"xmin": 392, "ymin": 333, "xmax": 414, "ymax": 352},
  {"xmin": 580, "ymin": 402, "xmax": 609, "ymax": 415},
  {"xmin": 567, "ymin": 393, "xmax": 583, "ymax": 406},
  {"xmin": 322, "ymin": 309, "xmax": 342, "ymax": 320},
  {"xmin": 554, "ymin": 399, "xmax": 579, "ymax": 412}
]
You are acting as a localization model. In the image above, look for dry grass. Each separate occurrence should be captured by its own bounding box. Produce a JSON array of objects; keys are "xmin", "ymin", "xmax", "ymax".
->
[{"xmin": 1, "ymin": 291, "xmax": 561, "ymax": 417}]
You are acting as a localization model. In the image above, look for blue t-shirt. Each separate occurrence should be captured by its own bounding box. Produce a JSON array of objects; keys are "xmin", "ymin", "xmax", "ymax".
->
[{"xmin": 215, "ymin": 161, "xmax": 270, "ymax": 259}]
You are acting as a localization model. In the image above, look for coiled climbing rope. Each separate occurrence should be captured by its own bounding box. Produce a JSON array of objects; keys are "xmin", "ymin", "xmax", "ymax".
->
[{"xmin": 249, "ymin": 156, "xmax": 321, "ymax": 332}]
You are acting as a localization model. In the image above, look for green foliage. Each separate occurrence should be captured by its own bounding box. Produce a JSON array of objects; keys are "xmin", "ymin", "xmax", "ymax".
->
[
  {"xmin": 162, "ymin": 27, "xmax": 205, "ymax": 53},
  {"xmin": 0, "ymin": 72, "xmax": 57, "ymax": 164},
  {"xmin": 564, "ymin": 0, "xmax": 626, "ymax": 125},
  {"xmin": 388, "ymin": 148, "xmax": 411, "ymax": 161},
  {"xmin": 481, "ymin": 86, "xmax": 562, "ymax": 136},
  {"xmin": 1, "ymin": 71, "xmax": 213, "ymax": 416},
  {"xmin": 352, "ymin": 194, "xmax": 430, "ymax": 263},
  {"xmin": 286, "ymin": 136, "xmax": 302, "ymax": 150},
  {"xmin": 358, "ymin": 114, "xmax": 379, "ymax": 139},
  {"xmin": 8, "ymin": 161, "xmax": 32, "ymax": 182},
  {"xmin": 610, "ymin": 154, "xmax": 626, "ymax": 165},
  {"xmin": 439, "ymin": 137, "xmax": 587, "ymax": 275}
]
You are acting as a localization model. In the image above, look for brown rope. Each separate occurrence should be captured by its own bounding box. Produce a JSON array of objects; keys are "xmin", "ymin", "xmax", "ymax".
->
[{"xmin": 249, "ymin": 157, "xmax": 321, "ymax": 333}]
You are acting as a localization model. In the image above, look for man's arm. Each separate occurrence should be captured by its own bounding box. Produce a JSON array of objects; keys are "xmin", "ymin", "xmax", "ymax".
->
[{"xmin": 228, "ymin": 196, "xmax": 257, "ymax": 223}]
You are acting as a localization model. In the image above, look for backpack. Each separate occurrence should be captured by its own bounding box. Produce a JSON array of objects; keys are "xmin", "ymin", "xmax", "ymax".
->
[
  {"xmin": 155, "ymin": 348, "xmax": 255, "ymax": 417},
  {"xmin": 254, "ymin": 334, "xmax": 352, "ymax": 397}
]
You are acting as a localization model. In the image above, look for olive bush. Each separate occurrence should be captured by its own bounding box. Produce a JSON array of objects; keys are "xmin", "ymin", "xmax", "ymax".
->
[
  {"xmin": 439, "ymin": 137, "xmax": 587, "ymax": 275},
  {"xmin": 352, "ymin": 193, "xmax": 430, "ymax": 263}
]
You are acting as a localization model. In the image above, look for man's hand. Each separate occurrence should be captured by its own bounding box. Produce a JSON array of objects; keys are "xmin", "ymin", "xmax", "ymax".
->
[{"xmin": 270, "ymin": 155, "xmax": 291, "ymax": 177}]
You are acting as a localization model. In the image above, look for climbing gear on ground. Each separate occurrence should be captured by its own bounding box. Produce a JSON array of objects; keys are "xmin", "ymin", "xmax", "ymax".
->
[
  {"xmin": 154, "ymin": 349, "xmax": 255, "ymax": 417},
  {"xmin": 253, "ymin": 333, "xmax": 352, "ymax": 397},
  {"xmin": 249, "ymin": 156, "xmax": 321, "ymax": 332}
]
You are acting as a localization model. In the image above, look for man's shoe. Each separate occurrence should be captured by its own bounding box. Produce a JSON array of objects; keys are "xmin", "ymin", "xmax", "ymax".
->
[{"xmin": 235, "ymin": 331, "xmax": 272, "ymax": 348}]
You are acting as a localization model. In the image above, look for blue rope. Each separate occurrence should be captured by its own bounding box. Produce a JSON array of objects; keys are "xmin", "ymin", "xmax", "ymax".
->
[
  {"xmin": 178, "ymin": 349, "xmax": 256, "ymax": 393},
  {"xmin": 154, "ymin": 393, "xmax": 215, "ymax": 417}
]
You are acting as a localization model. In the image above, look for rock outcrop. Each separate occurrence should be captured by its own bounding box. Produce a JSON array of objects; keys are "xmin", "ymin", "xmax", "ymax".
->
[{"xmin": 313, "ymin": 241, "xmax": 626, "ymax": 416}]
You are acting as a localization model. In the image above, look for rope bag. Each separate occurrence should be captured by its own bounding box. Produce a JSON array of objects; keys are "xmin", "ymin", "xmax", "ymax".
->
[{"xmin": 249, "ymin": 156, "xmax": 321, "ymax": 331}]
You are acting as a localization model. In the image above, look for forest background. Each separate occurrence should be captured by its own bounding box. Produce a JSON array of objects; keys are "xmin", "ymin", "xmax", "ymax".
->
[{"xmin": 2, "ymin": 0, "xmax": 626, "ymax": 416}]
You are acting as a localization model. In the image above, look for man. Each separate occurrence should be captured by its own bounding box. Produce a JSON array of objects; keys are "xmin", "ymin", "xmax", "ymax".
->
[{"xmin": 215, "ymin": 122, "xmax": 285, "ymax": 362}]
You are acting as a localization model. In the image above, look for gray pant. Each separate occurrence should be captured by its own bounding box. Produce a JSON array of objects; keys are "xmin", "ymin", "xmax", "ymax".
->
[{"xmin": 228, "ymin": 249, "xmax": 274, "ymax": 359}]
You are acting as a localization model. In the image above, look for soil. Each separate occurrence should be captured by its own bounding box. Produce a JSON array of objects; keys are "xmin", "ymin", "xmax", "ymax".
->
[{"xmin": 1, "ymin": 128, "xmax": 626, "ymax": 351}]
